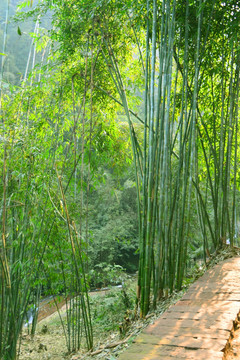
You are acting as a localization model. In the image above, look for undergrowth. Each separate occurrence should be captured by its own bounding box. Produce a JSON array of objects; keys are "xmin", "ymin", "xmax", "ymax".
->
[{"xmin": 90, "ymin": 286, "xmax": 136, "ymax": 336}]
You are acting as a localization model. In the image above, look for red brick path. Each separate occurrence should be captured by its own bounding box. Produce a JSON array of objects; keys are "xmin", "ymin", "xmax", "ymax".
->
[{"xmin": 119, "ymin": 257, "xmax": 240, "ymax": 360}]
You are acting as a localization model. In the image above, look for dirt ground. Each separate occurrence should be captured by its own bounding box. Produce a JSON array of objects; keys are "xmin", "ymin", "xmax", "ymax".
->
[
  {"xmin": 19, "ymin": 287, "xmax": 240, "ymax": 359},
  {"xmin": 19, "ymin": 305, "xmax": 72, "ymax": 360},
  {"xmin": 19, "ymin": 290, "xmax": 111, "ymax": 360}
]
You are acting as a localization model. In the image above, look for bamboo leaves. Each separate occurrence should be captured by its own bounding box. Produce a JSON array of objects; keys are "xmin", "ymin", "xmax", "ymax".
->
[{"xmin": 1, "ymin": 2, "xmax": 240, "ymax": 357}]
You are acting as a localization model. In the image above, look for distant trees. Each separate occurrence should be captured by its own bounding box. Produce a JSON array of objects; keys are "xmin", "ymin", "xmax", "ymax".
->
[{"xmin": 0, "ymin": 0, "xmax": 50, "ymax": 85}]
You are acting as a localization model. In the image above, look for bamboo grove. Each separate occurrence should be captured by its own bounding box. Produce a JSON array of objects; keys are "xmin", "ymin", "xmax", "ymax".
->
[{"xmin": 0, "ymin": 0, "xmax": 240, "ymax": 358}]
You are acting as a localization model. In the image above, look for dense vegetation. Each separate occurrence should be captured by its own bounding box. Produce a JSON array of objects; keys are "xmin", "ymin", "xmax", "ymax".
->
[{"xmin": 0, "ymin": 0, "xmax": 240, "ymax": 359}]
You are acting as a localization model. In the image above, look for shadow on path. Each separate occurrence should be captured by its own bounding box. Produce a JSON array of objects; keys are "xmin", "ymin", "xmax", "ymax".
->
[{"xmin": 118, "ymin": 257, "xmax": 240, "ymax": 360}]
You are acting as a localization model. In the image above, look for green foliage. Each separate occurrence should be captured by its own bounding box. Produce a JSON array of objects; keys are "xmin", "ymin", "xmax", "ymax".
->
[
  {"xmin": 89, "ymin": 263, "xmax": 128, "ymax": 288},
  {"xmin": 90, "ymin": 285, "xmax": 136, "ymax": 334},
  {"xmin": 87, "ymin": 171, "xmax": 139, "ymax": 272}
]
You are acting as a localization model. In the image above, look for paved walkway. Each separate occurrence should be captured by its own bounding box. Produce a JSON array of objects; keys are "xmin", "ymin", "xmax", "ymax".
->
[{"xmin": 119, "ymin": 257, "xmax": 240, "ymax": 360}]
